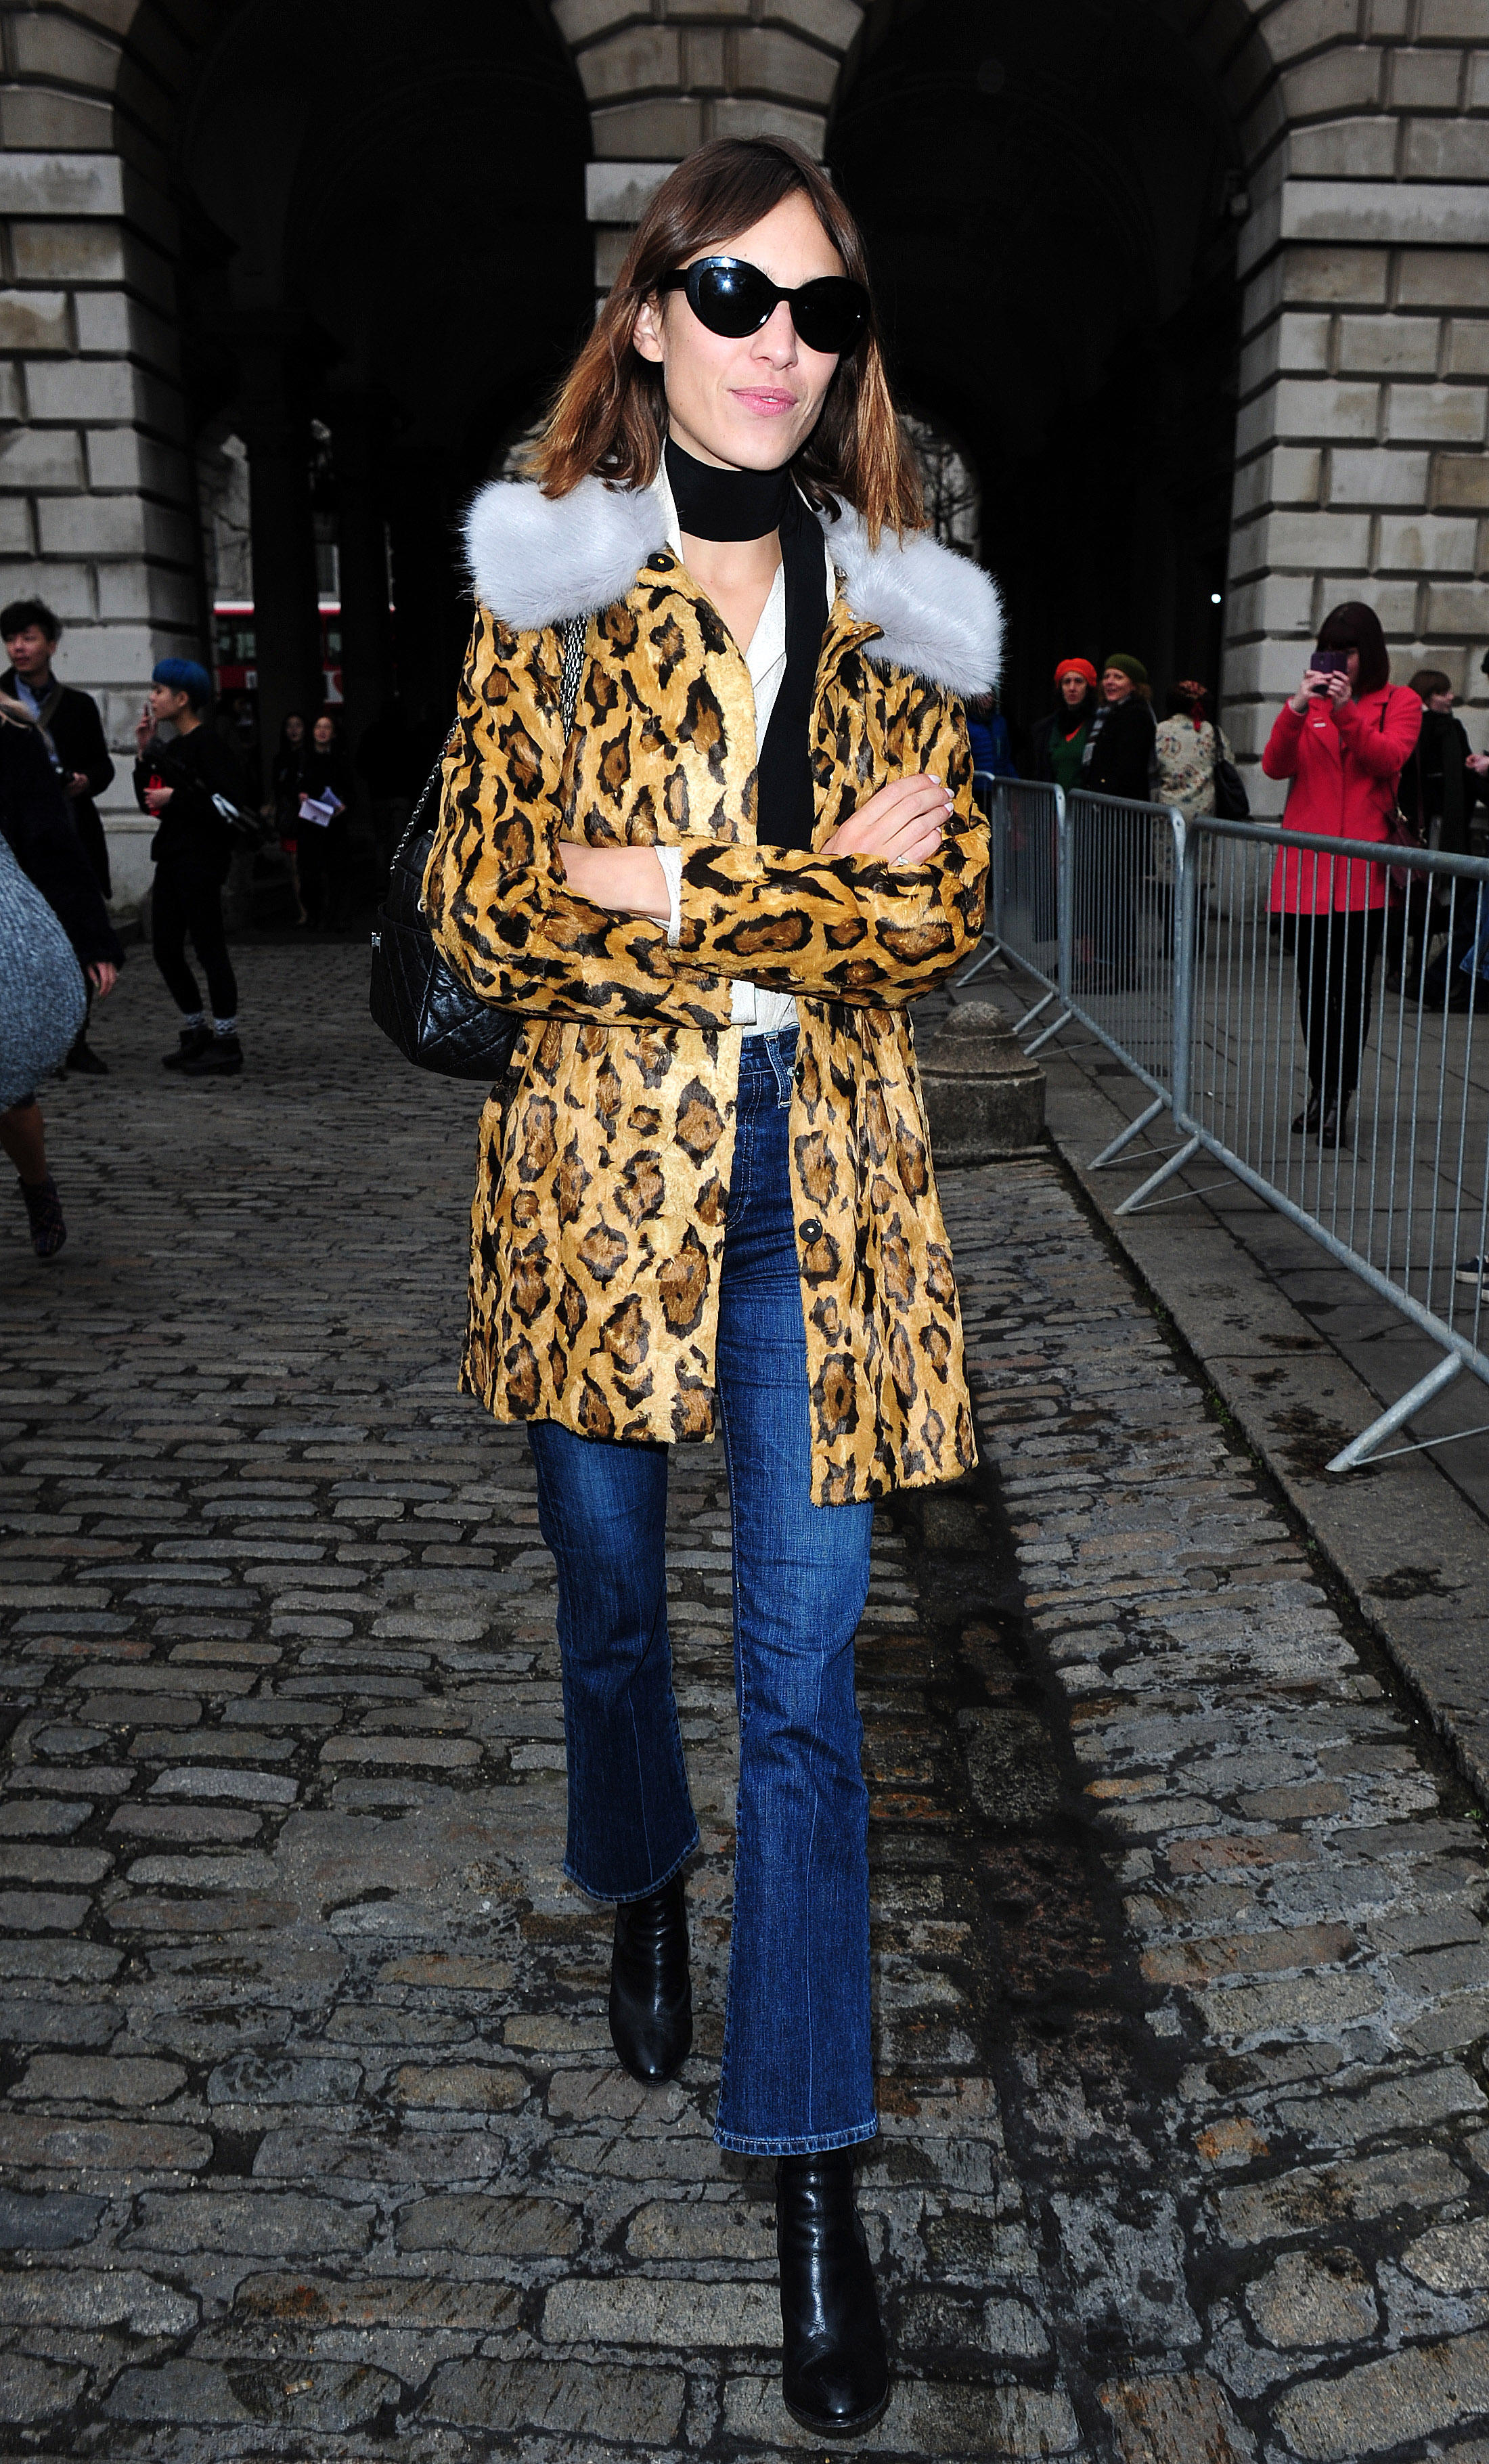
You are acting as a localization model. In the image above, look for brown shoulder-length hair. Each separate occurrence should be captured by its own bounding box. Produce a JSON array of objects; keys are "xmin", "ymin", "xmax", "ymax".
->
[{"xmin": 529, "ymin": 137, "xmax": 925, "ymax": 546}]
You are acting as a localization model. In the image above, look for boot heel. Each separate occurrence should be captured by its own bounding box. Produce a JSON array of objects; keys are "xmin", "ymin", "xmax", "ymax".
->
[
  {"xmin": 608, "ymin": 1874, "xmax": 691, "ymax": 2084},
  {"xmin": 777, "ymin": 2151, "xmax": 890, "ymax": 2438}
]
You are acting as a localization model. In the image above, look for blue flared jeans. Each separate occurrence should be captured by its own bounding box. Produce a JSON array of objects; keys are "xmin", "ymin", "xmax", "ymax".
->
[{"xmin": 527, "ymin": 1028, "xmax": 876, "ymax": 2156}]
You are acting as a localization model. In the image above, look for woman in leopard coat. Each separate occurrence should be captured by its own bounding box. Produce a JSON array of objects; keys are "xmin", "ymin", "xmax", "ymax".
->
[{"xmin": 424, "ymin": 137, "xmax": 998, "ymax": 2434}]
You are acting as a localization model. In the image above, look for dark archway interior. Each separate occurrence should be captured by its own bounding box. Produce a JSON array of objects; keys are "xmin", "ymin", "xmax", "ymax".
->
[
  {"xmin": 830, "ymin": 0, "xmax": 1243, "ymax": 747},
  {"xmin": 169, "ymin": 0, "xmax": 1244, "ymax": 799},
  {"xmin": 176, "ymin": 0, "xmax": 592, "ymax": 751}
]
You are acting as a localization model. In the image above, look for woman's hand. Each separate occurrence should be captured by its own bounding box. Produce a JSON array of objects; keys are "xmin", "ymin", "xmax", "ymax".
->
[
  {"xmin": 1290, "ymin": 670, "xmax": 1351, "ymax": 717},
  {"xmin": 143, "ymin": 785, "xmax": 173, "ymax": 814},
  {"xmin": 821, "ymin": 773, "xmax": 952, "ymax": 866},
  {"xmin": 558, "ymin": 841, "xmax": 669, "ymax": 918},
  {"xmin": 86, "ymin": 961, "xmax": 118, "ymax": 999},
  {"xmin": 134, "ymin": 703, "xmax": 154, "ymax": 756}
]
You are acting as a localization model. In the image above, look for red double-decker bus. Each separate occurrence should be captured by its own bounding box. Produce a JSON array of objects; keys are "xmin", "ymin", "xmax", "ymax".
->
[{"xmin": 213, "ymin": 600, "xmax": 344, "ymax": 705}]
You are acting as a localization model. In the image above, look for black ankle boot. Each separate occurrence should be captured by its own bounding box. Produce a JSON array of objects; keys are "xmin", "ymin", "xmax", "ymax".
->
[
  {"xmin": 181, "ymin": 1032, "xmax": 244, "ymax": 1078},
  {"xmin": 163, "ymin": 1024, "xmax": 212, "ymax": 1070},
  {"xmin": 1291, "ymin": 1089, "xmax": 1322, "ymax": 1136},
  {"xmin": 776, "ymin": 2151, "xmax": 889, "ymax": 2438},
  {"xmin": 608, "ymin": 1874, "xmax": 690, "ymax": 2084}
]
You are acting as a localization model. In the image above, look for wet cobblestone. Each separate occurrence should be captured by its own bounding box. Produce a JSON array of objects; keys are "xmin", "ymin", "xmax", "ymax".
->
[
  {"xmin": 2, "ymin": 947, "xmax": 1488, "ymax": 2458},
  {"xmin": 943, "ymin": 1161, "xmax": 1489, "ymax": 2460}
]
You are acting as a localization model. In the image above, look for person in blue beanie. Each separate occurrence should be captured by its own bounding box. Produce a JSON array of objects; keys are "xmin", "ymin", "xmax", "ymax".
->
[{"xmin": 134, "ymin": 657, "xmax": 252, "ymax": 1076}]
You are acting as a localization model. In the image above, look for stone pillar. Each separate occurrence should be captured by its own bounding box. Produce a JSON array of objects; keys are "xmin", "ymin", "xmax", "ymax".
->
[
  {"xmin": 552, "ymin": 0, "xmax": 865, "ymax": 293},
  {"xmin": 236, "ymin": 333, "xmax": 321, "ymax": 780},
  {"xmin": 918, "ymin": 1000, "xmax": 1046, "ymax": 1166},
  {"xmin": 0, "ymin": 144, "xmax": 203, "ymax": 902},
  {"xmin": 386, "ymin": 448, "xmax": 463, "ymax": 730},
  {"xmin": 1219, "ymin": 10, "xmax": 1489, "ymax": 803},
  {"xmin": 330, "ymin": 395, "xmax": 391, "ymax": 774}
]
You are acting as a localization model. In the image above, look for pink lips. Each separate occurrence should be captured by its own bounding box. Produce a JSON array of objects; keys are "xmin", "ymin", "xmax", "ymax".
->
[{"xmin": 732, "ymin": 389, "xmax": 798, "ymax": 416}]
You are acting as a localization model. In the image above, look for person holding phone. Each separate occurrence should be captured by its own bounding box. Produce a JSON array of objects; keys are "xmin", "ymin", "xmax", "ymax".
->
[{"xmin": 1263, "ymin": 602, "xmax": 1421, "ymax": 1146}]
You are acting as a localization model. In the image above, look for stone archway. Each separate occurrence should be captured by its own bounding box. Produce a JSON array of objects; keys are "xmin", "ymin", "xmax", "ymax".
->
[
  {"xmin": 0, "ymin": 0, "xmax": 592, "ymax": 897},
  {"xmin": 830, "ymin": 0, "xmax": 1244, "ymax": 734},
  {"xmin": 0, "ymin": 0, "xmax": 1485, "ymax": 893},
  {"xmin": 558, "ymin": 0, "xmax": 1489, "ymax": 797}
]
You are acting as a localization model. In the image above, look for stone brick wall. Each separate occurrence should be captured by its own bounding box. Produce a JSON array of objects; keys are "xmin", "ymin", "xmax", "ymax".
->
[
  {"xmin": 1218, "ymin": 0, "xmax": 1489, "ymax": 793},
  {"xmin": 0, "ymin": 2, "xmax": 205, "ymax": 897},
  {"xmin": 555, "ymin": 0, "xmax": 862, "ymax": 289}
]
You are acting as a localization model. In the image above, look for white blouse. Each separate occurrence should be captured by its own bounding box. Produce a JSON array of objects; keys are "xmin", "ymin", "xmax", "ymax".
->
[{"xmin": 650, "ymin": 462, "xmax": 832, "ymax": 1038}]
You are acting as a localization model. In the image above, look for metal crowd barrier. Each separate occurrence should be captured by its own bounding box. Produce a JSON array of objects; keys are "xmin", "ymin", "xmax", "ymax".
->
[
  {"xmin": 958, "ymin": 784, "xmax": 1489, "ymax": 1471},
  {"xmin": 964, "ymin": 779, "xmax": 1182, "ymax": 1168}
]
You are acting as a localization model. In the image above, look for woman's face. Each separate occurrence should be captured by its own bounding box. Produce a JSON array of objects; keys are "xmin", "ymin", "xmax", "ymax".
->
[
  {"xmin": 1102, "ymin": 667, "xmax": 1134, "ymax": 703},
  {"xmin": 632, "ymin": 190, "xmax": 845, "ymax": 475},
  {"xmin": 286, "ymin": 715, "xmax": 305, "ymax": 745},
  {"xmin": 1429, "ymin": 688, "xmax": 1455, "ymax": 713},
  {"xmin": 1060, "ymin": 673, "xmax": 1088, "ymax": 708},
  {"xmin": 313, "ymin": 717, "xmax": 334, "ymax": 749}
]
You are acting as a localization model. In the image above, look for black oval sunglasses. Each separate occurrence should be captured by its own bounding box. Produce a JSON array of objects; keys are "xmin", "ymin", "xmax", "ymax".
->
[{"xmin": 657, "ymin": 257, "xmax": 870, "ymax": 358}]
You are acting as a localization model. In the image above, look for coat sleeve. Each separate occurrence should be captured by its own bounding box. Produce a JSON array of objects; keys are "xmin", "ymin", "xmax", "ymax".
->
[
  {"xmin": 1336, "ymin": 687, "xmax": 1423, "ymax": 778},
  {"xmin": 67, "ymin": 690, "xmax": 114, "ymax": 799},
  {"xmin": 668, "ymin": 682, "xmax": 988, "ymax": 1009},
  {"xmin": 1262, "ymin": 703, "xmax": 1305, "ymax": 780},
  {"xmin": 422, "ymin": 608, "xmax": 735, "ymax": 1032}
]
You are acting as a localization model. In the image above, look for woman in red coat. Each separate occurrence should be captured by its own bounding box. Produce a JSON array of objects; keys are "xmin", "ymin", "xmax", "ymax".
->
[{"xmin": 1264, "ymin": 601, "xmax": 1421, "ymax": 1147}]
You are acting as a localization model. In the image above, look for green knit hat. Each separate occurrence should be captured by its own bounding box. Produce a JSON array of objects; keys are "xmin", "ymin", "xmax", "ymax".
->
[{"xmin": 1103, "ymin": 653, "xmax": 1149, "ymax": 686}]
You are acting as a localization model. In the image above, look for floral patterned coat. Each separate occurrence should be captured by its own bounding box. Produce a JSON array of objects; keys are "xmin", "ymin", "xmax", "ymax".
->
[{"xmin": 423, "ymin": 475, "xmax": 1000, "ymax": 1505}]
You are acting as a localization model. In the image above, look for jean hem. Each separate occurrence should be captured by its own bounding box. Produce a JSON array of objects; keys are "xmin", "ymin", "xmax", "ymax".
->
[
  {"xmin": 713, "ymin": 2117, "xmax": 878, "ymax": 2157},
  {"xmin": 561, "ymin": 1830, "xmax": 699, "ymax": 1907}
]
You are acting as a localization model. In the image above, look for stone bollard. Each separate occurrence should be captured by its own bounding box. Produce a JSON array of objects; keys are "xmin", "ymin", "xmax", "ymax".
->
[{"xmin": 918, "ymin": 998, "xmax": 1046, "ymax": 1166}]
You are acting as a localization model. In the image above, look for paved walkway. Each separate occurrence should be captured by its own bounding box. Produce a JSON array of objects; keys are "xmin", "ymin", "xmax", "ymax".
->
[{"xmin": 3, "ymin": 947, "xmax": 1489, "ymax": 2459}]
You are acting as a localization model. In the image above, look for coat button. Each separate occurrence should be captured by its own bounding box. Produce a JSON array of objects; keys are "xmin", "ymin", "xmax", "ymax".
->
[
  {"xmin": 800, "ymin": 1217, "xmax": 824, "ymax": 1244},
  {"xmin": 647, "ymin": 551, "xmax": 673, "ymax": 572}
]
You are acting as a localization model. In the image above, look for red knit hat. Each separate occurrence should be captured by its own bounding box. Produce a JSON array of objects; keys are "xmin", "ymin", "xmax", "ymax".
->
[{"xmin": 1055, "ymin": 657, "xmax": 1098, "ymax": 687}]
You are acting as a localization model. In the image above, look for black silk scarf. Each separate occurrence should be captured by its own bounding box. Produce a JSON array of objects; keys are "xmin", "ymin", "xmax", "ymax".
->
[{"xmin": 665, "ymin": 438, "xmax": 827, "ymax": 853}]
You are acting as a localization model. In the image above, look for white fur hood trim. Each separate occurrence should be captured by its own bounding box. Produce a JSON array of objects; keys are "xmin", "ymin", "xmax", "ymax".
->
[
  {"xmin": 818, "ymin": 503, "xmax": 1002, "ymax": 698},
  {"xmin": 462, "ymin": 477, "xmax": 1002, "ymax": 697}
]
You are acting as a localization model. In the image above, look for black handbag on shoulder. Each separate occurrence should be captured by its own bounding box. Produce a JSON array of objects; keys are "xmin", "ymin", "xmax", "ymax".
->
[
  {"xmin": 1212, "ymin": 747, "xmax": 1250, "ymax": 820},
  {"xmin": 369, "ymin": 615, "xmax": 587, "ymax": 1080}
]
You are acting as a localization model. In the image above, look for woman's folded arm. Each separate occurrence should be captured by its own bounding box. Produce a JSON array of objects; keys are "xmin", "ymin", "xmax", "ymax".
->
[
  {"xmin": 423, "ymin": 609, "xmax": 735, "ymax": 1032},
  {"xmin": 669, "ymin": 691, "xmax": 987, "ymax": 1007}
]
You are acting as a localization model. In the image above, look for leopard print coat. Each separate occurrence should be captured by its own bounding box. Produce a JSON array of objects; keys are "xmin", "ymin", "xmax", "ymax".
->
[{"xmin": 424, "ymin": 476, "xmax": 1000, "ymax": 1505}]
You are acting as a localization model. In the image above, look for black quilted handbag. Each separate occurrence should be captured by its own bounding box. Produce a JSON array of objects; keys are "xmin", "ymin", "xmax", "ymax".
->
[
  {"xmin": 1212, "ymin": 749, "xmax": 1250, "ymax": 820},
  {"xmin": 369, "ymin": 615, "xmax": 586, "ymax": 1079}
]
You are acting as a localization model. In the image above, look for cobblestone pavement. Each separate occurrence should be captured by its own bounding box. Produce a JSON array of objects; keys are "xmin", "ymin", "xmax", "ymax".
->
[{"xmin": 3, "ymin": 948, "xmax": 1489, "ymax": 2461}]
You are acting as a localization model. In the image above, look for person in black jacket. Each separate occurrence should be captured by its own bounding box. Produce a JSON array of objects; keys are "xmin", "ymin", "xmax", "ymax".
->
[
  {"xmin": 295, "ymin": 709, "xmax": 354, "ymax": 931},
  {"xmin": 0, "ymin": 693, "xmax": 123, "ymax": 1256},
  {"xmin": 1082, "ymin": 655, "xmax": 1157, "ymax": 801},
  {"xmin": 134, "ymin": 658, "xmax": 250, "ymax": 1076},
  {"xmin": 1397, "ymin": 669, "xmax": 1489, "ymax": 1004},
  {"xmin": 271, "ymin": 711, "xmax": 309, "ymax": 923},
  {"xmin": 2, "ymin": 595, "xmax": 118, "ymax": 1074},
  {"xmin": 1075, "ymin": 655, "xmax": 1157, "ymax": 984}
]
